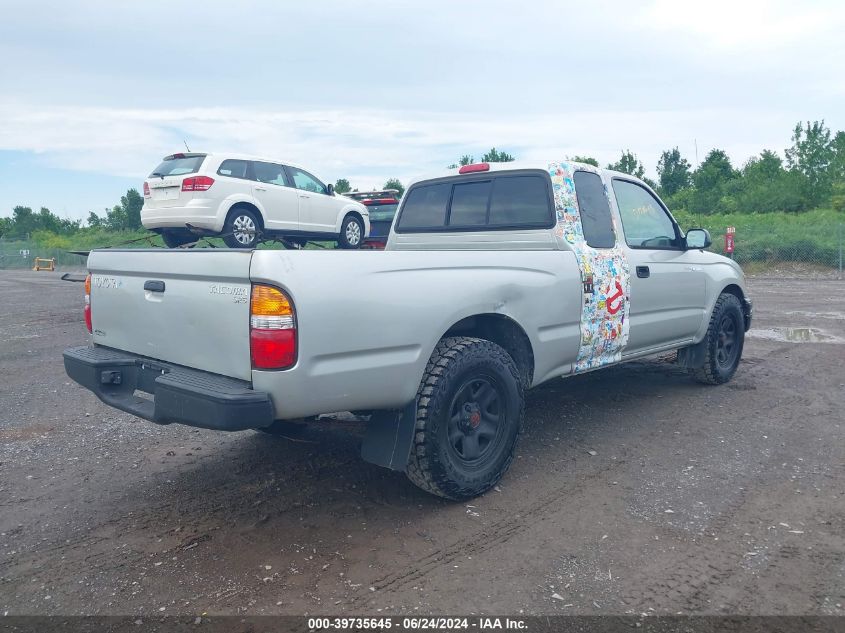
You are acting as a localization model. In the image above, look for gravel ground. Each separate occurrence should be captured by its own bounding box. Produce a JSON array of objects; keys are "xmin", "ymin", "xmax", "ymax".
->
[{"xmin": 0, "ymin": 270, "xmax": 843, "ymax": 617}]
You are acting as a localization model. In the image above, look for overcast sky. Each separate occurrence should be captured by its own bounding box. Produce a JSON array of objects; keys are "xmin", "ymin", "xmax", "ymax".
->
[{"xmin": 1, "ymin": 0, "xmax": 844, "ymax": 221}]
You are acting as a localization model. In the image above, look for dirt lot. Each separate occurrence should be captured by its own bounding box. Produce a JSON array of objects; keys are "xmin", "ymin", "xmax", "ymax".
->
[{"xmin": 1, "ymin": 269, "xmax": 843, "ymax": 617}]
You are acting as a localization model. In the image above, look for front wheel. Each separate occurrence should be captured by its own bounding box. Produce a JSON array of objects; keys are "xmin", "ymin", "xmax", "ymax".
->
[
  {"xmin": 338, "ymin": 215, "xmax": 364, "ymax": 249},
  {"xmin": 406, "ymin": 337, "xmax": 524, "ymax": 500},
  {"xmin": 691, "ymin": 293, "xmax": 745, "ymax": 385},
  {"xmin": 223, "ymin": 207, "xmax": 261, "ymax": 249}
]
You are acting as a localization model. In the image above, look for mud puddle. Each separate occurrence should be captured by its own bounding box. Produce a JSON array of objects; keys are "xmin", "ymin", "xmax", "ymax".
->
[{"xmin": 748, "ymin": 326, "xmax": 844, "ymax": 343}]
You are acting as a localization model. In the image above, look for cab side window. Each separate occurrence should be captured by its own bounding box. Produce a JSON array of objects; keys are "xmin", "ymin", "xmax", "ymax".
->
[
  {"xmin": 253, "ymin": 161, "xmax": 289, "ymax": 186},
  {"xmin": 289, "ymin": 167, "xmax": 328, "ymax": 195},
  {"xmin": 612, "ymin": 179, "xmax": 680, "ymax": 249},
  {"xmin": 573, "ymin": 171, "xmax": 615, "ymax": 248}
]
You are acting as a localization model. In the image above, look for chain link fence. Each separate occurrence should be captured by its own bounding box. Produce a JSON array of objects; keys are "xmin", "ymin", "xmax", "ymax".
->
[
  {"xmin": 707, "ymin": 224, "xmax": 844, "ymax": 279},
  {"xmin": 0, "ymin": 240, "xmax": 87, "ymax": 270}
]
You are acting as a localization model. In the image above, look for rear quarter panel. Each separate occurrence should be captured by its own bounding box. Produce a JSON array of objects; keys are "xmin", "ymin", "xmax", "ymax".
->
[{"xmin": 249, "ymin": 249, "xmax": 583, "ymax": 418}]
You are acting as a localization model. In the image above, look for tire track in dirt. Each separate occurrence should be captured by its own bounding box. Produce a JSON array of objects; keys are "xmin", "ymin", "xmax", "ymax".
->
[{"xmin": 357, "ymin": 459, "xmax": 626, "ymax": 604}]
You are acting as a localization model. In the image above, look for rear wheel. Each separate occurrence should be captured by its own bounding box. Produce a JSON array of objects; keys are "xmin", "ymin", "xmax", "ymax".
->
[
  {"xmin": 223, "ymin": 207, "xmax": 261, "ymax": 249},
  {"xmin": 160, "ymin": 229, "xmax": 196, "ymax": 248},
  {"xmin": 406, "ymin": 337, "xmax": 524, "ymax": 500},
  {"xmin": 692, "ymin": 293, "xmax": 745, "ymax": 385},
  {"xmin": 338, "ymin": 215, "xmax": 364, "ymax": 249}
]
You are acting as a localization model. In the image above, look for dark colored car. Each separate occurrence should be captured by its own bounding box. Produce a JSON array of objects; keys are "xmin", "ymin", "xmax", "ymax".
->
[{"xmin": 345, "ymin": 190, "xmax": 400, "ymax": 249}]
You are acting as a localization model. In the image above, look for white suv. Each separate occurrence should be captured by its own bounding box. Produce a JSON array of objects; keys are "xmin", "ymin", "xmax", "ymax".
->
[{"xmin": 141, "ymin": 152, "xmax": 369, "ymax": 249}]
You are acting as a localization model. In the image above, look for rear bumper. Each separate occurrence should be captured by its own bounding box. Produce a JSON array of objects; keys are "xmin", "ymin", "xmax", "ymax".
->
[
  {"xmin": 141, "ymin": 200, "xmax": 220, "ymax": 232},
  {"xmin": 63, "ymin": 346, "xmax": 274, "ymax": 431}
]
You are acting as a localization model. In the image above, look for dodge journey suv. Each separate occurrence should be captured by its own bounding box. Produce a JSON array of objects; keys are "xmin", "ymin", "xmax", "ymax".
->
[{"xmin": 141, "ymin": 152, "xmax": 369, "ymax": 249}]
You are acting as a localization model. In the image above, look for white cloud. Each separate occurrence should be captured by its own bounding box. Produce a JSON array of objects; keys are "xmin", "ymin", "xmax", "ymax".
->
[
  {"xmin": 641, "ymin": 0, "xmax": 845, "ymax": 52},
  {"xmin": 0, "ymin": 101, "xmax": 808, "ymax": 197}
]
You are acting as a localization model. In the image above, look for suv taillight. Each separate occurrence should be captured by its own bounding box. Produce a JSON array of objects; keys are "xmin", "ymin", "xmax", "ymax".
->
[
  {"xmin": 250, "ymin": 284, "xmax": 296, "ymax": 370},
  {"xmin": 182, "ymin": 175, "xmax": 215, "ymax": 192},
  {"xmin": 84, "ymin": 274, "xmax": 92, "ymax": 333},
  {"xmin": 143, "ymin": 182, "xmax": 151, "ymax": 198}
]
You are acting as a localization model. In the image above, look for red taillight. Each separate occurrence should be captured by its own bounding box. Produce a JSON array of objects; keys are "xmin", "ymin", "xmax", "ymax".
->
[
  {"xmin": 250, "ymin": 285, "xmax": 296, "ymax": 370},
  {"xmin": 84, "ymin": 274, "xmax": 92, "ymax": 333},
  {"xmin": 143, "ymin": 182, "xmax": 151, "ymax": 198},
  {"xmin": 459, "ymin": 162, "xmax": 490, "ymax": 174},
  {"xmin": 181, "ymin": 175, "xmax": 215, "ymax": 192},
  {"xmin": 250, "ymin": 329, "xmax": 296, "ymax": 369}
]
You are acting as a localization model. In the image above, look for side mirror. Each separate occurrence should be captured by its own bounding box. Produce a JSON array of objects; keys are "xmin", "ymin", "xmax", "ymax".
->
[
  {"xmin": 685, "ymin": 228, "xmax": 711, "ymax": 250},
  {"xmin": 326, "ymin": 183, "xmax": 335, "ymax": 196}
]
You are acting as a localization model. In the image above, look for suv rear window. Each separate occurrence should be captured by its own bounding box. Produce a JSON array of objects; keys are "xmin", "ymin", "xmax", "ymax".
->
[
  {"xmin": 149, "ymin": 154, "xmax": 206, "ymax": 177},
  {"xmin": 366, "ymin": 202, "xmax": 399, "ymax": 222},
  {"xmin": 397, "ymin": 172, "xmax": 553, "ymax": 232}
]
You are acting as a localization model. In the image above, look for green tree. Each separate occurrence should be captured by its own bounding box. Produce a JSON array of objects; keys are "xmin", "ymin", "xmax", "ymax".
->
[
  {"xmin": 736, "ymin": 150, "xmax": 806, "ymax": 213},
  {"xmin": 334, "ymin": 178, "xmax": 351, "ymax": 194},
  {"xmin": 607, "ymin": 150, "xmax": 645, "ymax": 179},
  {"xmin": 11, "ymin": 205, "xmax": 36, "ymax": 236},
  {"xmin": 657, "ymin": 147, "xmax": 692, "ymax": 196},
  {"xmin": 785, "ymin": 120, "xmax": 834, "ymax": 204},
  {"xmin": 570, "ymin": 155, "xmax": 600, "ymax": 167},
  {"xmin": 689, "ymin": 149, "xmax": 737, "ymax": 214},
  {"xmin": 481, "ymin": 147, "xmax": 515, "ymax": 163},
  {"xmin": 87, "ymin": 212, "xmax": 103, "ymax": 228},
  {"xmin": 383, "ymin": 178, "xmax": 405, "ymax": 198},
  {"xmin": 447, "ymin": 154, "xmax": 475, "ymax": 169},
  {"xmin": 830, "ymin": 130, "xmax": 845, "ymax": 182},
  {"xmin": 105, "ymin": 188, "xmax": 144, "ymax": 230}
]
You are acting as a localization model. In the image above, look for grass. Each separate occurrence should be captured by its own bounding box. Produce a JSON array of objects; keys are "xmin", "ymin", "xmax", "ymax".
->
[{"xmin": 672, "ymin": 208, "xmax": 845, "ymax": 267}]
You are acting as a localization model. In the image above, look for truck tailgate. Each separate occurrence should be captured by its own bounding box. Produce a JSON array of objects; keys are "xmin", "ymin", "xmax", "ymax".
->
[{"xmin": 87, "ymin": 249, "xmax": 253, "ymax": 381}]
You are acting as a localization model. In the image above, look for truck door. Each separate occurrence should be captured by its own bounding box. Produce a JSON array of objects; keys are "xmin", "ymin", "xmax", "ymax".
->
[
  {"xmin": 551, "ymin": 164, "xmax": 632, "ymax": 373},
  {"xmin": 608, "ymin": 177, "xmax": 707, "ymax": 353}
]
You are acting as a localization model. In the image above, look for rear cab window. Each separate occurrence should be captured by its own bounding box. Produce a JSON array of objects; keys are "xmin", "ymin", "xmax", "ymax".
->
[
  {"xmin": 396, "ymin": 171, "xmax": 554, "ymax": 232},
  {"xmin": 149, "ymin": 154, "xmax": 206, "ymax": 177}
]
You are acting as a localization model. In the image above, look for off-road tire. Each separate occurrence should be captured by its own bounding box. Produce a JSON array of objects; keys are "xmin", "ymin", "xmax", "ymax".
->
[
  {"xmin": 223, "ymin": 207, "xmax": 261, "ymax": 249},
  {"xmin": 406, "ymin": 336, "xmax": 524, "ymax": 500},
  {"xmin": 338, "ymin": 215, "xmax": 364, "ymax": 249},
  {"xmin": 692, "ymin": 293, "xmax": 745, "ymax": 385}
]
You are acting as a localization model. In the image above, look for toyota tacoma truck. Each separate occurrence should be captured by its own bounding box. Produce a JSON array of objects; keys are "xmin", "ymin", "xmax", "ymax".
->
[{"xmin": 64, "ymin": 160, "xmax": 752, "ymax": 500}]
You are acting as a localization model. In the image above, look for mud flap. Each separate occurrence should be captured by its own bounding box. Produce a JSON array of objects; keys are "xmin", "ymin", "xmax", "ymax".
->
[
  {"xmin": 360, "ymin": 400, "xmax": 417, "ymax": 471},
  {"xmin": 677, "ymin": 340, "xmax": 707, "ymax": 369}
]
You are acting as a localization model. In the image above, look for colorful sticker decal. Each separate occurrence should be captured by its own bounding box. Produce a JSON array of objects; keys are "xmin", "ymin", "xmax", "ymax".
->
[{"xmin": 548, "ymin": 161, "xmax": 630, "ymax": 373}]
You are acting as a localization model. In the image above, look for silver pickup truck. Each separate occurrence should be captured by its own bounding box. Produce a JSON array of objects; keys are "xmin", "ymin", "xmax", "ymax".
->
[{"xmin": 64, "ymin": 160, "xmax": 752, "ymax": 499}]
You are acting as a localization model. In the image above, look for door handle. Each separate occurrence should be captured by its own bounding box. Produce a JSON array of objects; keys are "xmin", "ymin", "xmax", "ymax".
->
[
  {"xmin": 143, "ymin": 280, "xmax": 166, "ymax": 293},
  {"xmin": 298, "ymin": 194, "xmax": 310, "ymax": 198},
  {"xmin": 636, "ymin": 266, "xmax": 650, "ymax": 279},
  {"xmin": 255, "ymin": 187, "xmax": 267, "ymax": 192}
]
